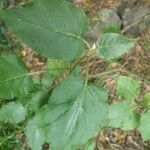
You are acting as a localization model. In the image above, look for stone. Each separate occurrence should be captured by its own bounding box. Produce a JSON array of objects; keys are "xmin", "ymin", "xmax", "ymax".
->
[
  {"xmin": 87, "ymin": 8, "xmax": 121, "ymax": 42},
  {"xmin": 122, "ymin": 5, "xmax": 150, "ymax": 37},
  {"xmin": 98, "ymin": 8, "xmax": 122, "ymax": 28}
]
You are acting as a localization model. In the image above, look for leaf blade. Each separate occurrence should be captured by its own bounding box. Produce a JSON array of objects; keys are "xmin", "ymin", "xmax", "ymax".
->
[
  {"xmin": 0, "ymin": 54, "xmax": 34, "ymax": 99},
  {"xmin": 117, "ymin": 76, "xmax": 140, "ymax": 101},
  {"xmin": 26, "ymin": 75, "xmax": 108, "ymax": 150},
  {"xmin": 108, "ymin": 102, "xmax": 140, "ymax": 130},
  {"xmin": 0, "ymin": 102, "xmax": 27, "ymax": 124},
  {"xmin": 2, "ymin": 0, "xmax": 89, "ymax": 60},
  {"xmin": 139, "ymin": 110, "xmax": 150, "ymax": 140},
  {"xmin": 96, "ymin": 33, "xmax": 135, "ymax": 59}
]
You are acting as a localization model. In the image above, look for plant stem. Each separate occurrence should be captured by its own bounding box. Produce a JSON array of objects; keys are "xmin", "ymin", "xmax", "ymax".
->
[
  {"xmin": 84, "ymin": 57, "xmax": 90, "ymax": 88},
  {"xmin": 80, "ymin": 38, "xmax": 92, "ymax": 87}
]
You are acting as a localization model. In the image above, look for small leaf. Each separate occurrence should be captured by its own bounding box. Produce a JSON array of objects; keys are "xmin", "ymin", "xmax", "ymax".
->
[
  {"xmin": 0, "ymin": 102, "xmax": 27, "ymax": 124},
  {"xmin": 2, "ymin": 0, "xmax": 89, "ymax": 60},
  {"xmin": 26, "ymin": 75, "xmax": 108, "ymax": 150},
  {"xmin": 47, "ymin": 59, "xmax": 71, "ymax": 76},
  {"xmin": 96, "ymin": 33, "xmax": 135, "ymax": 59},
  {"xmin": 0, "ymin": 54, "xmax": 34, "ymax": 99},
  {"xmin": 108, "ymin": 102, "xmax": 140, "ymax": 130},
  {"xmin": 117, "ymin": 76, "xmax": 140, "ymax": 101},
  {"xmin": 141, "ymin": 92, "xmax": 150, "ymax": 108},
  {"xmin": 139, "ymin": 110, "xmax": 150, "ymax": 140}
]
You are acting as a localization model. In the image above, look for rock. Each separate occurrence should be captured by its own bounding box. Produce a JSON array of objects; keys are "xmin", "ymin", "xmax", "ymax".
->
[
  {"xmin": 98, "ymin": 8, "xmax": 122, "ymax": 28},
  {"xmin": 122, "ymin": 5, "xmax": 150, "ymax": 37},
  {"xmin": 87, "ymin": 8, "xmax": 121, "ymax": 42}
]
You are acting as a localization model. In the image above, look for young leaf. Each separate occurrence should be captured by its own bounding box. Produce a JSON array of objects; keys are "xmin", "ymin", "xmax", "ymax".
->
[
  {"xmin": 117, "ymin": 76, "xmax": 140, "ymax": 101},
  {"xmin": 47, "ymin": 59, "xmax": 71, "ymax": 76},
  {"xmin": 139, "ymin": 110, "xmax": 150, "ymax": 140},
  {"xmin": 140, "ymin": 92, "xmax": 150, "ymax": 108},
  {"xmin": 0, "ymin": 54, "xmax": 34, "ymax": 99},
  {"xmin": 2, "ymin": 0, "xmax": 88, "ymax": 60},
  {"xmin": 96, "ymin": 33, "xmax": 135, "ymax": 59},
  {"xmin": 0, "ymin": 102, "xmax": 27, "ymax": 124},
  {"xmin": 26, "ymin": 75, "xmax": 108, "ymax": 150},
  {"xmin": 108, "ymin": 102, "xmax": 140, "ymax": 130}
]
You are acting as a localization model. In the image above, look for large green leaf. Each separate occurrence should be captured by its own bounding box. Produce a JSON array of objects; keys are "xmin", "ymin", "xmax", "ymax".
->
[
  {"xmin": 2, "ymin": 0, "xmax": 88, "ymax": 60},
  {"xmin": 0, "ymin": 54, "xmax": 33, "ymax": 99},
  {"xmin": 96, "ymin": 33, "xmax": 135, "ymax": 59},
  {"xmin": 139, "ymin": 110, "xmax": 150, "ymax": 140},
  {"xmin": 108, "ymin": 102, "xmax": 140, "ymax": 130},
  {"xmin": 117, "ymin": 76, "xmax": 140, "ymax": 101},
  {"xmin": 26, "ymin": 75, "xmax": 108, "ymax": 150},
  {"xmin": 0, "ymin": 102, "xmax": 27, "ymax": 124}
]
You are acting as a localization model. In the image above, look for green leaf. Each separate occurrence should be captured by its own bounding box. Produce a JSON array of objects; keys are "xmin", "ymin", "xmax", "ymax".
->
[
  {"xmin": 28, "ymin": 91, "xmax": 45, "ymax": 112},
  {"xmin": 47, "ymin": 59, "xmax": 71, "ymax": 76},
  {"xmin": 0, "ymin": 102, "xmax": 27, "ymax": 124},
  {"xmin": 102, "ymin": 24, "xmax": 120, "ymax": 33},
  {"xmin": 2, "ymin": 0, "xmax": 88, "ymax": 60},
  {"xmin": 117, "ymin": 76, "xmax": 140, "ymax": 101},
  {"xmin": 26, "ymin": 117, "xmax": 47, "ymax": 150},
  {"xmin": 26, "ymin": 75, "xmax": 108, "ymax": 150},
  {"xmin": 108, "ymin": 102, "xmax": 140, "ymax": 130},
  {"xmin": 96, "ymin": 33, "xmax": 135, "ymax": 59},
  {"xmin": 41, "ymin": 72, "xmax": 54, "ymax": 89},
  {"xmin": 84, "ymin": 140, "xmax": 96, "ymax": 150},
  {"xmin": 140, "ymin": 92, "xmax": 150, "ymax": 108},
  {"xmin": 139, "ymin": 110, "xmax": 150, "ymax": 140},
  {"xmin": 0, "ymin": 54, "xmax": 34, "ymax": 99}
]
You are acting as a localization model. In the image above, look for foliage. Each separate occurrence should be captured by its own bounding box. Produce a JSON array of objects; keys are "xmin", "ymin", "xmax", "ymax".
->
[
  {"xmin": 26, "ymin": 75, "xmax": 108, "ymax": 150},
  {"xmin": 1, "ymin": 0, "xmax": 88, "ymax": 60},
  {"xmin": 117, "ymin": 76, "xmax": 140, "ymax": 101},
  {"xmin": 141, "ymin": 92, "xmax": 150, "ymax": 108},
  {"xmin": 0, "ymin": 101, "xmax": 27, "ymax": 124},
  {"xmin": 108, "ymin": 102, "xmax": 140, "ymax": 130},
  {"xmin": 0, "ymin": 0, "xmax": 149, "ymax": 150},
  {"xmin": 96, "ymin": 33, "xmax": 135, "ymax": 59},
  {"xmin": 139, "ymin": 110, "xmax": 150, "ymax": 140}
]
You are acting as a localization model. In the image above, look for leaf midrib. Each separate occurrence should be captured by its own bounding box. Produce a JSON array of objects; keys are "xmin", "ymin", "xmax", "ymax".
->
[
  {"xmin": 0, "ymin": 72, "xmax": 32, "ymax": 83},
  {"xmin": 14, "ymin": 18, "xmax": 83, "ymax": 41}
]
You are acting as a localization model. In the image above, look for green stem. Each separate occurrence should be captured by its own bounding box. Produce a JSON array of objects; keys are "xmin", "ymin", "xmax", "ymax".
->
[{"xmin": 84, "ymin": 60, "xmax": 90, "ymax": 88}]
